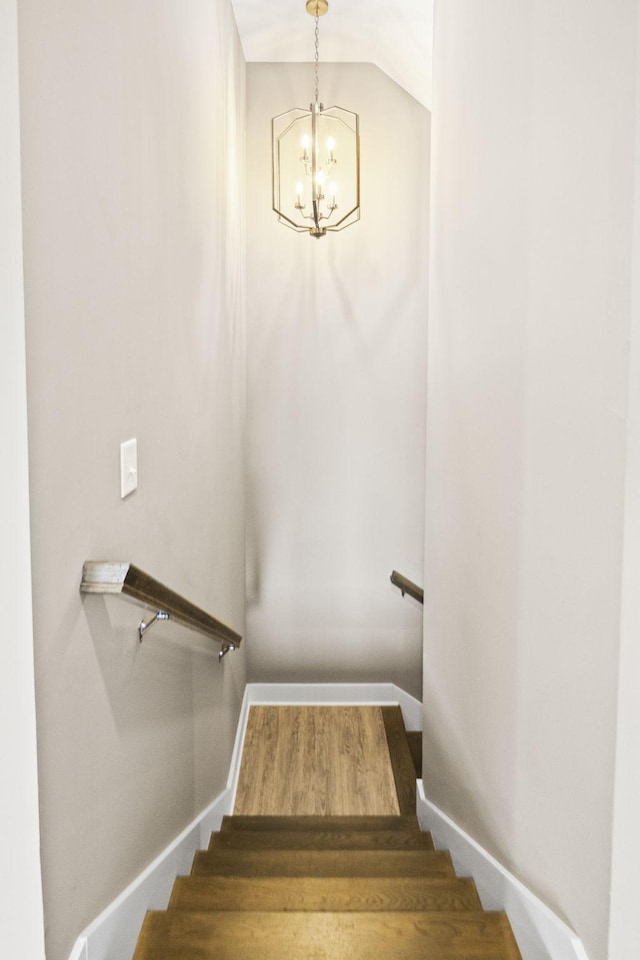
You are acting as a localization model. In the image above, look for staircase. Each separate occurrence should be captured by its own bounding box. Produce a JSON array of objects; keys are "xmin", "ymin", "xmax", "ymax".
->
[{"xmin": 132, "ymin": 708, "xmax": 522, "ymax": 960}]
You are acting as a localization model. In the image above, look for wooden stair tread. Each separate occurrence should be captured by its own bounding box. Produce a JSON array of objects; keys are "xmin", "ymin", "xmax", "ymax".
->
[
  {"xmin": 168, "ymin": 875, "xmax": 482, "ymax": 912},
  {"xmin": 191, "ymin": 847, "xmax": 455, "ymax": 878},
  {"xmin": 220, "ymin": 814, "xmax": 420, "ymax": 833},
  {"xmin": 381, "ymin": 706, "xmax": 418, "ymax": 815},
  {"xmin": 209, "ymin": 828, "xmax": 434, "ymax": 851},
  {"xmin": 133, "ymin": 910, "xmax": 522, "ymax": 960}
]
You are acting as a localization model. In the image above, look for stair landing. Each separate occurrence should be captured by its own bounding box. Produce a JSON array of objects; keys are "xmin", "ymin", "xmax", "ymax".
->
[{"xmin": 234, "ymin": 705, "xmax": 401, "ymax": 815}]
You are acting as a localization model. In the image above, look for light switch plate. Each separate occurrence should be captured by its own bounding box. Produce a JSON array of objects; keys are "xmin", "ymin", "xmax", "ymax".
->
[{"xmin": 120, "ymin": 438, "xmax": 137, "ymax": 499}]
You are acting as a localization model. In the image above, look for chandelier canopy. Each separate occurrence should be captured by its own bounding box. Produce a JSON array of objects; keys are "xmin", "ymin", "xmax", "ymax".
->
[{"xmin": 272, "ymin": 1, "xmax": 361, "ymax": 238}]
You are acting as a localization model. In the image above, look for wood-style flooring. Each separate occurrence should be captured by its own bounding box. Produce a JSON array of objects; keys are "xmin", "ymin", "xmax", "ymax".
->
[
  {"xmin": 132, "ymin": 704, "xmax": 523, "ymax": 960},
  {"xmin": 233, "ymin": 706, "xmax": 401, "ymax": 816}
]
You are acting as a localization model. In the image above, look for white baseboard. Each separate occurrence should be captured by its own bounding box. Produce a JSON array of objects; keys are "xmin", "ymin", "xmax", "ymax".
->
[
  {"xmin": 417, "ymin": 782, "xmax": 590, "ymax": 960},
  {"xmin": 67, "ymin": 941, "xmax": 87, "ymax": 960},
  {"xmin": 243, "ymin": 681, "xmax": 423, "ymax": 730},
  {"xmin": 68, "ymin": 683, "xmax": 421, "ymax": 960}
]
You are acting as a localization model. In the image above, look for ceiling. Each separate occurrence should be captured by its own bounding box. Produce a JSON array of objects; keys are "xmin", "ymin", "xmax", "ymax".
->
[{"xmin": 229, "ymin": 0, "xmax": 433, "ymax": 110}]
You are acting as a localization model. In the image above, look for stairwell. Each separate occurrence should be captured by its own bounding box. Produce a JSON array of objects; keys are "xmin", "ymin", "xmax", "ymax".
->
[{"xmin": 131, "ymin": 706, "xmax": 522, "ymax": 960}]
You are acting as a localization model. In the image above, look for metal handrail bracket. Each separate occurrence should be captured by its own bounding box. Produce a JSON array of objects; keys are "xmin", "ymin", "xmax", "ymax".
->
[
  {"xmin": 138, "ymin": 610, "xmax": 170, "ymax": 642},
  {"xmin": 81, "ymin": 561, "xmax": 241, "ymax": 656}
]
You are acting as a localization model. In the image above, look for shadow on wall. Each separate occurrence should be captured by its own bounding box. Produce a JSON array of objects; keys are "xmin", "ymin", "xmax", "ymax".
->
[{"xmin": 84, "ymin": 594, "xmax": 206, "ymax": 732}]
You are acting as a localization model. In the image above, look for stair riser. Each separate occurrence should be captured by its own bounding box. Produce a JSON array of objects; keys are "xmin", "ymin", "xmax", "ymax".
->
[
  {"xmin": 192, "ymin": 848, "xmax": 455, "ymax": 878},
  {"xmin": 220, "ymin": 815, "xmax": 421, "ymax": 833},
  {"xmin": 209, "ymin": 830, "xmax": 434, "ymax": 851}
]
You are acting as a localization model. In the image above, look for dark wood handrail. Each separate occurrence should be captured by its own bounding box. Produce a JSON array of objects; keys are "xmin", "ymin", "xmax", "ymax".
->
[
  {"xmin": 80, "ymin": 561, "xmax": 241, "ymax": 654},
  {"xmin": 390, "ymin": 570, "xmax": 424, "ymax": 605}
]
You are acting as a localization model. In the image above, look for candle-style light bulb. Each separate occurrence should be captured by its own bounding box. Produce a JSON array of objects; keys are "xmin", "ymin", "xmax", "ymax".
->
[
  {"xmin": 326, "ymin": 136, "xmax": 336, "ymax": 163},
  {"xmin": 315, "ymin": 170, "xmax": 325, "ymax": 200},
  {"xmin": 301, "ymin": 134, "xmax": 310, "ymax": 161},
  {"xmin": 295, "ymin": 181, "xmax": 304, "ymax": 209},
  {"xmin": 329, "ymin": 181, "xmax": 338, "ymax": 209}
]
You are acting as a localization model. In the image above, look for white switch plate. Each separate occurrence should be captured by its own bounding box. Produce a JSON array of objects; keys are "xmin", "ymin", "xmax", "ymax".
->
[{"xmin": 120, "ymin": 438, "xmax": 137, "ymax": 499}]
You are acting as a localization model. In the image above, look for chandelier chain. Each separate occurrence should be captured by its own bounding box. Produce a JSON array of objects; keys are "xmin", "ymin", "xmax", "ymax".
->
[{"xmin": 314, "ymin": 11, "xmax": 320, "ymax": 104}]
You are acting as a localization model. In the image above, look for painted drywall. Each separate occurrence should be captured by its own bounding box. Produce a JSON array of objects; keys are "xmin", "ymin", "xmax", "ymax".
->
[
  {"xmin": 17, "ymin": 2, "xmax": 247, "ymax": 958},
  {"xmin": 245, "ymin": 63, "xmax": 429, "ymax": 700},
  {"xmin": 424, "ymin": 2, "xmax": 637, "ymax": 959},
  {"xmin": 608, "ymin": 10, "xmax": 640, "ymax": 958},
  {"xmin": 0, "ymin": 0, "xmax": 45, "ymax": 955},
  {"xmin": 231, "ymin": 0, "xmax": 434, "ymax": 108}
]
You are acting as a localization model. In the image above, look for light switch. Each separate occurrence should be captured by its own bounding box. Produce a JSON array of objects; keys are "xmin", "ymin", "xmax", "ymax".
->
[{"xmin": 120, "ymin": 438, "xmax": 138, "ymax": 499}]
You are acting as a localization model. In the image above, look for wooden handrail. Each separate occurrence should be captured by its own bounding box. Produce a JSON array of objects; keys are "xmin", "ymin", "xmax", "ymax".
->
[
  {"xmin": 80, "ymin": 561, "xmax": 241, "ymax": 655},
  {"xmin": 390, "ymin": 570, "xmax": 424, "ymax": 605}
]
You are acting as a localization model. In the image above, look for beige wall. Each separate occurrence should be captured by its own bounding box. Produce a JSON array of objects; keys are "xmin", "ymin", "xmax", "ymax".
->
[
  {"xmin": 244, "ymin": 63, "xmax": 429, "ymax": 699},
  {"xmin": 424, "ymin": 2, "xmax": 638, "ymax": 958},
  {"xmin": 17, "ymin": 2, "xmax": 247, "ymax": 958},
  {"xmin": 608, "ymin": 10, "xmax": 640, "ymax": 956},
  {"xmin": 0, "ymin": 0, "xmax": 45, "ymax": 955}
]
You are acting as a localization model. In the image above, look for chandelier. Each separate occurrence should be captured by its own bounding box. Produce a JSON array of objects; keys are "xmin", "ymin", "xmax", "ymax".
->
[{"xmin": 272, "ymin": 0, "xmax": 360, "ymax": 238}]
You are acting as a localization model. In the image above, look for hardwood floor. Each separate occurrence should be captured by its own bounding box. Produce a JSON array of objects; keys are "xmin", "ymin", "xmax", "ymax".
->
[
  {"xmin": 234, "ymin": 706, "xmax": 400, "ymax": 815},
  {"xmin": 132, "ymin": 704, "xmax": 523, "ymax": 960}
]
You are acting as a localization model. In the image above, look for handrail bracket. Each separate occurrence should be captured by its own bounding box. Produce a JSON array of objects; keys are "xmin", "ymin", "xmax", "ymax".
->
[
  {"xmin": 138, "ymin": 610, "xmax": 170, "ymax": 642},
  {"xmin": 219, "ymin": 642, "xmax": 236, "ymax": 662}
]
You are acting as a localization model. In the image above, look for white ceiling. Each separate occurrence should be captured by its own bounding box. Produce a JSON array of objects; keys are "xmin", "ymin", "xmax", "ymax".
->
[{"xmin": 230, "ymin": 0, "xmax": 433, "ymax": 110}]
